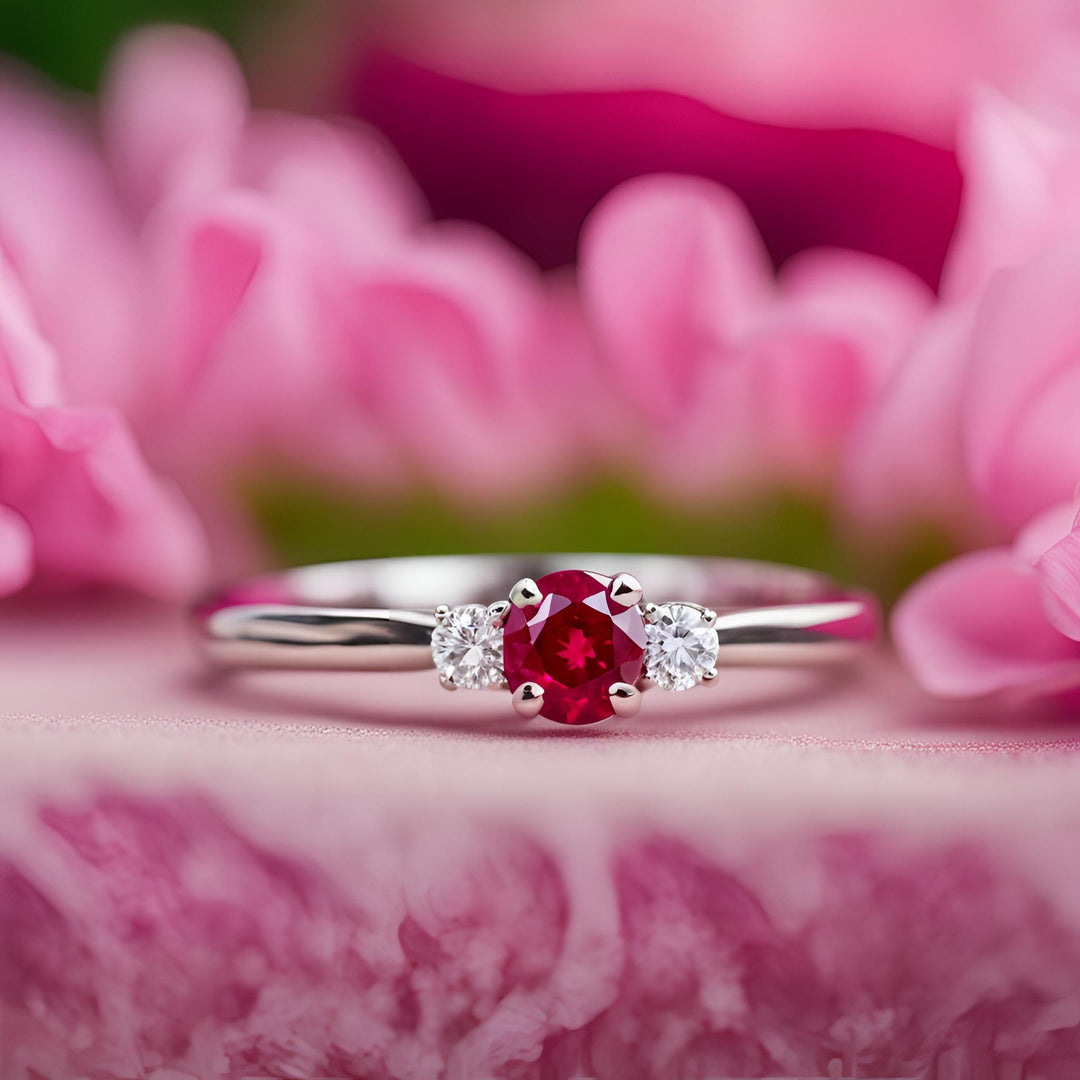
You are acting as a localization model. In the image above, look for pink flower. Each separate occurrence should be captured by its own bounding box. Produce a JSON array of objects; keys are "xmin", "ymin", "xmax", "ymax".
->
[
  {"xmin": 844, "ymin": 90, "xmax": 1080, "ymax": 545},
  {"xmin": 894, "ymin": 502, "xmax": 1080, "ymax": 698},
  {"xmin": 0, "ymin": 70, "xmax": 139, "ymax": 410},
  {"xmin": 871, "ymin": 88, "xmax": 1080, "ymax": 699},
  {"xmin": 100, "ymin": 27, "xmax": 579, "ymax": 503},
  {"xmin": 100, "ymin": 27, "xmax": 421, "ymax": 476},
  {"xmin": 941, "ymin": 87, "xmax": 1080, "ymax": 302},
  {"xmin": 0, "ymin": 247, "xmax": 207, "ymax": 600},
  {"xmin": 578, "ymin": 174, "xmax": 931, "ymax": 499},
  {"xmin": 0, "ymin": 63, "xmax": 207, "ymax": 599}
]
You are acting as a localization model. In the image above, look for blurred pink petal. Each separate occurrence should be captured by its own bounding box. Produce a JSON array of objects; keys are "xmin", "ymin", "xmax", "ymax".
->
[
  {"xmin": 963, "ymin": 236, "xmax": 1080, "ymax": 531},
  {"xmin": 0, "ymin": 395, "xmax": 208, "ymax": 601},
  {"xmin": 1015, "ymin": 500, "xmax": 1077, "ymax": 565},
  {"xmin": 0, "ymin": 244, "xmax": 207, "ymax": 599},
  {"xmin": 842, "ymin": 305, "xmax": 1000, "ymax": 543},
  {"xmin": 943, "ymin": 87, "xmax": 1080, "ymax": 300},
  {"xmin": 0, "ymin": 76, "xmax": 138, "ymax": 407},
  {"xmin": 1029, "ymin": 505, "xmax": 1080, "ymax": 642},
  {"xmin": 102, "ymin": 25, "xmax": 247, "ymax": 215},
  {"xmin": 892, "ymin": 547, "xmax": 1080, "ymax": 698},
  {"xmin": 97, "ymin": 28, "xmax": 440, "ymax": 499},
  {"xmin": 848, "ymin": 91, "xmax": 1080, "ymax": 546},
  {"xmin": 580, "ymin": 176, "xmax": 931, "ymax": 497},
  {"xmin": 329, "ymin": 223, "xmax": 579, "ymax": 498},
  {"xmin": 580, "ymin": 174, "xmax": 771, "ymax": 425},
  {"xmin": 237, "ymin": 113, "xmax": 425, "ymax": 257},
  {"xmin": 0, "ymin": 506, "xmax": 33, "ymax": 597},
  {"xmin": 772, "ymin": 248, "xmax": 933, "ymax": 385}
]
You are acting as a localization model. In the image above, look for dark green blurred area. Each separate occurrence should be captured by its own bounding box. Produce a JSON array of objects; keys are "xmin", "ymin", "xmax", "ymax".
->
[{"xmin": 0, "ymin": 0, "xmax": 252, "ymax": 90}]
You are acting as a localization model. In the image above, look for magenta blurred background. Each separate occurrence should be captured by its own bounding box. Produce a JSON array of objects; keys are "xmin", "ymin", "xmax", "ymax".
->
[{"xmin": 4, "ymin": 0, "xmax": 1080, "ymax": 698}]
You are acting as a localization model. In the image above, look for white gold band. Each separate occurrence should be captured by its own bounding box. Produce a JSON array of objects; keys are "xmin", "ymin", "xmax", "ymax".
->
[{"xmin": 198, "ymin": 554, "xmax": 877, "ymax": 672}]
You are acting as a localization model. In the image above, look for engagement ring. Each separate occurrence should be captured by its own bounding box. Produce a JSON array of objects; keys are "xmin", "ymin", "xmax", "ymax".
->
[{"xmin": 198, "ymin": 555, "xmax": 878, "ymax": 726}]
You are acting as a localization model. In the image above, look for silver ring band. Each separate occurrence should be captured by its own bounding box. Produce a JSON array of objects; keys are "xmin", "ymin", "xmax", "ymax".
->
[
  {"xmin": 199, "ymin": 551, "xmax": 876, "ymax": 658},
  {"xmin": 197, "ymin": 555, "xmax": 877, "ymax": 726}
]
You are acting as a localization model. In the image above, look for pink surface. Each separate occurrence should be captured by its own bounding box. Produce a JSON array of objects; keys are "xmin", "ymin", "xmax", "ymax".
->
[{"xmin": 5, "ymin": 604, "xmax": 1080, "ymax": 1077}]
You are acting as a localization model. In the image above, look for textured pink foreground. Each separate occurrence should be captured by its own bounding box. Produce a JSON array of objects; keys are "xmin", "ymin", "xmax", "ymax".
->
[{"xmin": 4, "ymin": 604, "xmax": 1080, "ymax": 1079}]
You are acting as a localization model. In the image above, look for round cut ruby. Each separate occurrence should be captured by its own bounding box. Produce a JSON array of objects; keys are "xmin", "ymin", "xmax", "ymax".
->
[{"xmin": 502, "ymin": 569, "xmax": 647, "ymax": 725}]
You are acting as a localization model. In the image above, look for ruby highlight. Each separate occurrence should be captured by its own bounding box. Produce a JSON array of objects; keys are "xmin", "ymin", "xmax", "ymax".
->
[{"xmin": 502, "ymin": 569, "xmax": 647, "ymax": 725}]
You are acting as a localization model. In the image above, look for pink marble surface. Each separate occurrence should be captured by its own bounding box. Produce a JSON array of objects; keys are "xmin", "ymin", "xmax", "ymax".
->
[{"xmin": 4, "ymin": 602, "xmax": 1080, "ymax": 1079}]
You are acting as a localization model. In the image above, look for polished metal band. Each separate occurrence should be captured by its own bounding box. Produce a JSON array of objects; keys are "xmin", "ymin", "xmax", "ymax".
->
[{"xmin": 197, "ymin": 554, "xmax": 878, "ymax": 672}]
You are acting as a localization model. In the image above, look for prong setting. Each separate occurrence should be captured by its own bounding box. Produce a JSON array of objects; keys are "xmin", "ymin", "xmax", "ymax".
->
[
  {"xmin": 439, "ymin": 672, "xmax": 458, "ymax": 691},
  {"xmin": 488, "ymin": 600, "xmax": 511, "ymax": 627},
  {"xmin": 609, "ymin": 572, "xmax": 644, "ymax": 608},
  {"xmin": 434, "ymin": 604, "xmax": 450, "ymax": 623},
  {"xmin": 608, "ymin": 682, "xmax": 642, "ymax": 718},
  {"xmin": 510, "ymin": 578, "xmax": 542, "ymax": 608},
  {"xmin": 511, "ymin": 681, "xmax": 545, "ymax": 718}
]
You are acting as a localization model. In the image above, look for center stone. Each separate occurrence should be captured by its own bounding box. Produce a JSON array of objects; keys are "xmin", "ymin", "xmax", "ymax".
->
[{"xmin": 502, "ymin": 569, "xmax": 647, "ymax": 725}]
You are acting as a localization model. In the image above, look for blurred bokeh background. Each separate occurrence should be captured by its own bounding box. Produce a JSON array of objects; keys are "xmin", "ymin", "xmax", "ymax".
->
[{"xmin": 7, "ymin": 0, "xmax": 1068, "ymax": 604}]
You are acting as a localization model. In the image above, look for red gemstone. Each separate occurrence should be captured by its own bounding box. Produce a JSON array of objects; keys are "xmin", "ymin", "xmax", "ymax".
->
[{"xmin": 502, "ymin": 569, "xmax": 647, "ymax": 725}]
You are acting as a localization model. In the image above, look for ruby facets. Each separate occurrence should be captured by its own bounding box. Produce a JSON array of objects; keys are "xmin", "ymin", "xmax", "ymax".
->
[{"xmin": 502, "ymin": 570, "xmax": 647, "ymax": 725}]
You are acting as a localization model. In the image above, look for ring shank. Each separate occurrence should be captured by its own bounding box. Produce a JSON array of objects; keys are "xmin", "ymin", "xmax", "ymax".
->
[{"xmin": 197, "ymin": 555, "xmax": 878, "ymax": 672}]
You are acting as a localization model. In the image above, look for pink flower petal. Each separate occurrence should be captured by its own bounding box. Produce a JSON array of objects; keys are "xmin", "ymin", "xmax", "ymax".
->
[
  {"xmin": 0, "ymin": 244, "xmax": 208, "ymax": 599},
  {"xmin": 772, "ymin": 248, "xmax": 933, "ymax": 386},
  {"xmin": 580, "ymin": 174, "xmax": 772, "ymax": 424},
  {"xmin": 942, "ymin": 87, "xmax": 1080, "ymax": 300},
  {"xmin": 1031, "ymin": 507, "xmax": 1080, "ymax": 642},
  {"xmin": 0, "ymin": 399, "xmax": 208, "ymax": 599},
  {"xmin": 238, "ymin": 113, "xmax": 425, "ymax": 257},
  {"xmin": 893, "ymin": 547, "xmax": 1080, "ymax": 698},
  {"xmin": 332, "ymin": 222, "xmax": 570, "ymax": 497},
  {"xmin": 102, "ymin": 25, "xmax": 248, "ymax": 214},
  {"xmin": 964, "ymin": 236, "xmax": 1080, "ymax": 531},
  {"xmin": 0, "ymin": 505, "xmax": 33, "ymax": 597},
  {"xmin": 0, "ymin": 77, "xmax": 138, "ymax": 406},
  {"xmin": 841, "ymin": 306, "xmax": 987, "ymax": 541},
  {"xmin": 1015, "ymin": 501, "xmax": 1077, "ymax": 566}
]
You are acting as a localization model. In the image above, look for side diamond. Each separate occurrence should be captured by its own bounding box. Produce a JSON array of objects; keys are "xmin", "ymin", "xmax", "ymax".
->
[
  {"xmin": 644, "ymin": 603, "xmax": 720, "ymax": 691},
  {"xmin": 431, "ymin": 604, "xmax": 506, "ymax": 690}
]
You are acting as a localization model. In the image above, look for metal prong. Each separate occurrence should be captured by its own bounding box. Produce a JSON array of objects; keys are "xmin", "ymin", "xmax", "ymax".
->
[
  {"xmin": 439, "ymin": 672, "xmax": 458, "ymax": 691},
  {"xmin": 641, "ymin": 601, "xmax": 659, "ymax": 621},
  {"xmin": 608, "ymin": 682, "xmax": 641, "ymax": 718},
  {"xmin": 488, "ymin": 600, "xmax": 511, "ymax": 627},
  {"xmin": 435, "ymin": 604, "xmax": 450, "ymax": 623},
  {"xmin": 703, "ymin": 609, "xmax": 718, "ymax": 626},
  {"xmin": 610, "ymin": 573, "xmax": 643, "ymax": 609},
  {"xmin": 512, "ymin": 681, "xmax": 545, "ymax": 718},
  {"xmin": 702, "ymin": 668, "xmax": 718, "ymax": 685},
  {"xmin": 510, "ymin": 578, "xmax": 542, "ymax": 608}
]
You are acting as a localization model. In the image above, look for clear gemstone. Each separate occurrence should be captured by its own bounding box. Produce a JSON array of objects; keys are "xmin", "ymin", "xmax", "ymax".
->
[
  {"xmin": 645, "ymin": 603, "xmax": 720, "ymax": 691},
  {"xmin": 431, "ymin": 604, "xmax": 505, "ymax": 689}
]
